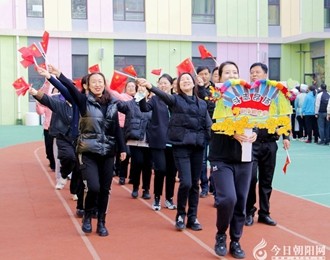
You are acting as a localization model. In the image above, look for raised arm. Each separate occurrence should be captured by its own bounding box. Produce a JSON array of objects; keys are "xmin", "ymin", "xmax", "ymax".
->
[
  {"xmin": 136, "ymin": 78, "xmax": 175, "ymax": 106},
  {"xmin": 47, "ymin": 64, "xmax": 87, "ymax": 113}
]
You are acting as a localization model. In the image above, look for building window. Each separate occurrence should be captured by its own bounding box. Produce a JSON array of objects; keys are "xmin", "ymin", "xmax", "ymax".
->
[
  {"xmin": 192, "ymin": 57, "xmax": 217, "ymax": 73},
  {"xmin": 268, "ymin": 0, "xmax": 280, "ymax": 26},
  {"xmin": 27, "ymin": 0, "xmax": 44, "ymax": 18},
  {"xmin": 72, "ymin": 55, "xmax": 88, "ymax": 80},
  {"xmin": 192, "ymin": 0, "xmax": 215, "ymax": 24},
  {"xmin": 312, "ymin": 57, "xmax": 325, "ymax": 86},
  {"xmin": 114, "ymin": 56, "xmax": 146, "ymax": 78},
  {"xmin": 72, "ymin": 0, "xmax": 87, "ymax": 19},
  {"xmin": 268, "ymin": 58, "xmax": 280, "ymax": 81},
  {"xmin": 113, "ymin": 0, "xmax": 145, "ymax": 21},
  {"xmin": 325, "ymin": 0, "xmax": 330, "ymax": 28}
]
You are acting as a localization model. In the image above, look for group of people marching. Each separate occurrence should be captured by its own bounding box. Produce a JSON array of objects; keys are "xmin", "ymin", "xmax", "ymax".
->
[{"xmin": 31, "ymin": 60, "xmax": 298, "ymax": 259}]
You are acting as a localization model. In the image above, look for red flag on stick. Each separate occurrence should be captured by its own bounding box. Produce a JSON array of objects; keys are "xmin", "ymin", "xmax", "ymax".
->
[
  {"xmin": 198, "ymin": 45, "xmax": 213, "ymax": 59},
  {"xmin": 282, "ymin": 149, "xmax": 291, "ymax": 174},
  {"xmin": 110, "ymin": 71, "xmax": 128, "ymax": 93},
  {"xmin": 151, "ymin": 68, "xmax": 162, "ymax": 76},
  {"xmin": 28, "ymin": 43, "xmax": 43, "ymax": 58},
  {"xmin": 40, "ymin": 31, "xmax": 49, "ymax": 53},
  {"xmin": 34, "ymin": 63, "xmax": 47, "ymax": 71},
  {"xmin": 20, "ymin": 56, "xmax": 35, "ymax": 68},
  {"xmin": 123, "ymin": 65, "xmax": 138, "ymax": 77},
  {"xmin": 12, "ymin": 77, "xmax": 31, "ymax": 96},
  {"xmin": 176, "ymin": 58, "xmax": 195, "ymax": 76},
  {"xmin": 88, "ymin": 64, "xmax": 100, "ymax": 73},
  {"xmin": 18, "ymin": 44, "xmax": 42, "ymax": 68}
]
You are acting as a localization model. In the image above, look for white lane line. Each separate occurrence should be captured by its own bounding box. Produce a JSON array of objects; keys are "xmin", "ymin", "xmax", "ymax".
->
[
  {"xmin": 34, "ymin": 147, "xmax": 101, "ymax": 260},
  {"xmin": 300, "ymin": 192, "xmax": 330, "ymax": 197},
  {"xmin": 114, "ymin": 178, "xmax": 228, "ymax": 259},
  {"xmin": 277, "ymin": 224, "xmax": 330, "ymax": 251},
  {"xmin": 274, "ymin": 188, "xmax": 330, "ymax": 209}
]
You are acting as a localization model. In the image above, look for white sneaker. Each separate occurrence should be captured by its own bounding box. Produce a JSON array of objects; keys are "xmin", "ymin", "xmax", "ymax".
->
[
  {"xmin": 152, "ymin": 198, "xmax": 161, "ymax": 211},
  {"xmin": 55, "ymin": 182, "xmax": 64, "ymax": 190},
  {"xmin": 59, "ymin": 177, "xmax": 67, "ymax": 186},
  {"xmin": 164, "ymin": 199, "xmax": 177, "ymax": 210},
  {"xmin": 72, "ymin": 194, "xmax": 78, "ymax": 201}
]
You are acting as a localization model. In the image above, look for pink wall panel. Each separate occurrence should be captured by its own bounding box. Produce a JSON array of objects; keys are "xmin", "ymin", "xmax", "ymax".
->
[
  {"xmin": 217, "ymin": 43, "xmax": 269, "ymax": 81},
  {"xmin": 0, "ymin": 0, "xmax": 27, "ymax": 30},
  {"xmin": 47, "ymin": 38, "xmax": 72, "ymax": 77},
  {"xmin": 88, "ymin": 0, "xmax": 113, "ymax": 32}
]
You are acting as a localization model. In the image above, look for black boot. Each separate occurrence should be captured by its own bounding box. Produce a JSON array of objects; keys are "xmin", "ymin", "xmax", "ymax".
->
[
  {"xmin": 82, "ymin": 211, "xmax": 92, "ymax": 233},
  {"xmin": 96, "ymin": 213, "xmax": 109, "ymax": 237}
]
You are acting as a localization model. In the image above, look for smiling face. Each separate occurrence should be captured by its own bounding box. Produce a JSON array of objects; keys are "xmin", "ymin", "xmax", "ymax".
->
[
  {"xmin": 219, "ymin": 64, "xmax": 239, "ymax": 83},
  {"xmin": 158, "ymin": 77, "xmax": 172, "ymax": 94},
  {"xmin": 88, "ymin": 73, "xmax": 106, "ymax": 97},
  {"xmin": 178, "ymin": 73, "xmax": 195, "ymax": 95},
  {"xmin": 125, "ymin": 81, "xmax": 137, "ymax": 96}
]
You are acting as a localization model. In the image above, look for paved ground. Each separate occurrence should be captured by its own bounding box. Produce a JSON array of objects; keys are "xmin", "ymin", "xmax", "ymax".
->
[{"xmin": 0, "ymin": 126, "xmax": 329, "ymax": 259}]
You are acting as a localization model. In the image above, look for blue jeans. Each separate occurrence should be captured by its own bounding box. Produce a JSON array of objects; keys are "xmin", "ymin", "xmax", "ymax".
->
[{"xmin": 317, "ymin": 113, "xmax": 330, "ymax": 143}]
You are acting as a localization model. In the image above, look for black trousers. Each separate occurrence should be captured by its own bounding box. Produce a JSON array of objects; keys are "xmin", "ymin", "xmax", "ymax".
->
[
  {"xmin": 246, "ymin": 141, "xmax": 278, "ymax": 217},
  {"xmin": 211, "ymin": 161, "xmax": 252, "ymax": 242},
  {"xmin": 80, "ymin": 153, "xmax": 114, "ymax": 215},
  {"xmin": 173, "ymin": 145, "xmax": 204, "ymax": 221},
  {"xmin": 56, "ymin": 137, "xmax": 76, "ymax": 179},
  {"xmin": 304, "ymin": 115, "xmax": 318, "ymax": 142},
  {"xmin": 130, "ymin": 146, "xmax": 152, "ymax": 191},
  {"xmin": 199, "ymin": 142, "xmax": 209, "ymax": 193},
  {"xmin": 151, "ymin": 146, "xmax": 176, "ymax": 199},
  {"xmin": 44, "ymin": 129, "xmax": 55, "ymax": 169}
]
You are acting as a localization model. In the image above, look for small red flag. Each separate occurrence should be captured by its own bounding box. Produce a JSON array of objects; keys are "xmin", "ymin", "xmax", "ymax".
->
[
  {"xmin": 12, "ymin": 77, "xmax": 31, "ymax": 96},
  {"xmin": 34, "ymin": 63, "xmax": 46, "ymax": 71},
  {"xmin": 123, "ymin": 65, "xmax": 137, "ymax": 77},
  {"xmin": 198, "ymin": 45, "xmax": 213, "ymax": 59},
  {"xmin": 73, "ymin": 78, "xmax": 83, "ymax": 91},
  {"xmin": 40, "ymin": 31, "xmax": 49, "ymax": 53},
  {"xmin": 19, "ymin": 44, "xmax": 41, "ymax": 68},
  {"xmin": 110, "ymin": 71, "xmax": 128, "ymax": 93},
  {"xmin": 28, "ymin": 43, "xmax": 43, "ymax": 58},
  {"xmin": 20, "ymin": 56, "xmax": 35, "ymax": 68},
  {"xmin": 176, "ymin": 58, "xmax": 195, "ymax": 75},
  {"xmin": 151, "ymin": 68, "xmax": 162, "ymax": 76},
  {"xmin": 282, "ymin": 152, "xmax": 291, "ymax": 174},
  {"xmin": 88, "ymin": 64, "xmax": 100, "ymax": 73}
]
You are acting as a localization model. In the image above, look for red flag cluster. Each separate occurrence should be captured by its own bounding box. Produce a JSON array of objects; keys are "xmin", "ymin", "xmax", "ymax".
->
[
  {"xmin": 13, "ymin": 31, "xmax": 49, "ymax": 96},
  {"xmin": 12, "ymin": 77, "xmax": 31, "ymax": 96},
  {"xmin": 18, "ymin": 44, "xmax": 42, "ymax": 68}
]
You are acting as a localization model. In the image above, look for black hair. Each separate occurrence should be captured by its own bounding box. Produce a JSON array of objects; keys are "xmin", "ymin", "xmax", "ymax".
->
[
  {"xmin": 218, "ymin": 61, "xmax": 239, "ymax": 80},
  {"xmin": 212, "ymin": 66, "xmax": 219, "ymax": 74},
  {"xmin": 158, "ymin": 73, "xmax": 173, "ymax": 84},
  {"xmin": 250, "ymin": 62, "xmax": 268, "ymax": 74},
  {"xmin": 176, "ymin": 72, "xmax": 198, "ymax": 96},
  {"xmin": 196, "ymin": 66, "xmax": 211, "ymax": 74},
  {"xmin": 320, "ymin": 83, "xmax": 327, "ymax": 90}
]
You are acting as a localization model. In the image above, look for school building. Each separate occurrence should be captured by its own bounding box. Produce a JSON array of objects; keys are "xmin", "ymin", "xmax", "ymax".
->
[{"xmin": 0, "ymin": 0, "xmax": 329, "ymax": 125}]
